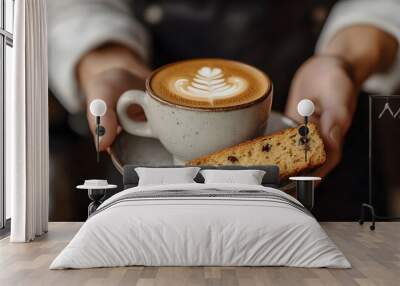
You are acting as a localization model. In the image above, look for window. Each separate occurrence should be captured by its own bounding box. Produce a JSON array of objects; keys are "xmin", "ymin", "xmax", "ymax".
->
[{"xmin": 1, "ymin": 0, "xmax": 14, "ymax": 231}]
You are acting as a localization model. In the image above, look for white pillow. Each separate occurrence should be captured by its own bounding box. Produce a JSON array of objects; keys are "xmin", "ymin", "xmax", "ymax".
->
[
  {"xmin": 135, "ymin": 167, "xmax": 200, "ymax": 186},
  {"xmin": 200, "ymin": 169, "xmax": 266, "ymax": 185}
]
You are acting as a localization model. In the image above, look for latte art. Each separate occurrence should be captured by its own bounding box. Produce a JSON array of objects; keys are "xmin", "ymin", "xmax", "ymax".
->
[
  {"xmin": 174, "ymin": 66, "xmax": 247, "ymax": 104},
  {"xmin": 150, "ymin": 59, "xmax": 271, "ymax": 109}
]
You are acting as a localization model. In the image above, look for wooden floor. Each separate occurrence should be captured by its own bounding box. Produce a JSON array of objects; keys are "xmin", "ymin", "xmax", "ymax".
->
[{"xmin": 0, "ymin": 222, "xmax": 399, "ymax": 286}]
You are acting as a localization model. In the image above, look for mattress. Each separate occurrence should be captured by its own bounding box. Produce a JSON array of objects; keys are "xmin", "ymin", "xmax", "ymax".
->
[{"xmin": 50, "ymin": 183, "xmax": 350, "ymax": 269}]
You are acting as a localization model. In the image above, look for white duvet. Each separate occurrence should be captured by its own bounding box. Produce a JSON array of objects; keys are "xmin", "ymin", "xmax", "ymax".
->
[{"xmin": 50, "ymin": 183, "xmax": 350, "ymax": 269}]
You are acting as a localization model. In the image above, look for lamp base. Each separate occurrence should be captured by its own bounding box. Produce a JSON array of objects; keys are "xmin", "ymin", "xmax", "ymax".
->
[
  {"xmin": 359, "ymin": 203, "xmax": 400, "ymax": 231},
  {"xmin": 87, "ymin": 189, "xmax": 106, "ymax": 217},
  {"xmin": 289, "ymin": 176, "xmax": 321, "ymax": 211},
  {"xmin": 359, "ymin": 203, "xmax": 376, "ymax": 231}
]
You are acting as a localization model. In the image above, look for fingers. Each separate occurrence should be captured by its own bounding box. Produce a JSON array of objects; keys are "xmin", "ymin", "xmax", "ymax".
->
[
  {"xmin": 285, "ymin": 95, "xmax": 322, "ymax": 124},
  {"xmin": 284, "ymin": 55, "xmax": 360, "ymax": 178},
  {"xmin": 286, "ymin": 98, "xmax": 345, "ymax": 178},
  {"xmin": 85, "ymin": 85, "xmax": 120, "ymax": 151},
  {"xmin": 87, "ymin": 107, "xmax": 119, "ymax": 151},
  {"xmin": 287, "ymin": 93, "xmax": 352, "ymax": 152},
  {"xmin": 286, "ymin": 102, "xmax": 343, "ymax": 178},
  {"xmin": 284, "ymin": 75, "xmax": 323, "ymax": 124},
  {"xmin": 319, "ymin": 106, "xmax": 352, "ymax": 149},
  {"xmin": 83, "ymin": 69, "xmax": 148, "ymax": 151},
  {"xmin": 311, "ymin": 160, "xmax": 340, "ymax": 179},
  {"xmin": 98, "ymin": 109, "xmax": 119, "ymax": 151},
  {"xmin": 84, "ymin": 80, "xmax": 121, "ymax": 151},
  {"xmin": 284, "ymin": 95, "xmax": 304, "ymax": 124},
  {"xmin": 310, "ymin": 145, "xmax": 342, "ymax": 178}
]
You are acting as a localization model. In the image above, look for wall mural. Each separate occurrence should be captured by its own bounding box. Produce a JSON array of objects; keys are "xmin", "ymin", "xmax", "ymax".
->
[{"xmin": 46, "ymin": 1, "xmax": 397, "ymax": 222}]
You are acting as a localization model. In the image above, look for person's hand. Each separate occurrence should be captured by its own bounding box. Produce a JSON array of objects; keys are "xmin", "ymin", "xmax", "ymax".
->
[
  {"xmin": 286, "ymin": 25, "xmax": 398, "ymax": 178},
  {"xmin": 77, "ymin": 44, "xmax": 151, "ymax": 151},
  {"xmin": 82, "ymin": 69, "xmax": 148, "ymax": 151},
  {"xmin": 285, "ymin": 55, "xmax": 358, "ymax": 177}
]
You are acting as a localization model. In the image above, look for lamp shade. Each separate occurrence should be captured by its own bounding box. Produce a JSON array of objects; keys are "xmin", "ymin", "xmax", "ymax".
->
[
  {"xmin": 297, "ymin": 99, "xmax": 315, "ymax": 117},
  {"xmin": 89, "ymin": 99, "xmax": 107, "ymax": 117}
]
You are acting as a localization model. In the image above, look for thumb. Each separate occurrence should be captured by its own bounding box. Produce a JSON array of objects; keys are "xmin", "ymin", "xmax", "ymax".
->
[
  {"xmin": 87, "ymin": 108, "xmax": 119, "ymax": 152},
  {"xmin": 319, "ymin": 107, "xmax": 350, "ymax": 150},
  {"xmin": 311, "ymin": 107, "xmax": 351, "ymax": 178}
]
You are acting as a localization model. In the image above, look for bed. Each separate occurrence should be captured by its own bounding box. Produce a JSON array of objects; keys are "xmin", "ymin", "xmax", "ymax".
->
[{"xmin": 50, "ymin": 165, "xmax": 350, "ymax": 269}]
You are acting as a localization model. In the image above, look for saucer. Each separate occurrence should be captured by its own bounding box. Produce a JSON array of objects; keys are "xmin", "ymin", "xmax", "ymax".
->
[{"xmin": 109, "ymin": 111, "xmax": 296, "ymax": 174}]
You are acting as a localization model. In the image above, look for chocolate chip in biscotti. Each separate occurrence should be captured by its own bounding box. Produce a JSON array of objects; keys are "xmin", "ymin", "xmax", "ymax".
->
[
  {"xmin": 262, "ymin": 143, "xmax": 272, "ymax": 152},
  {"xmin": 227, "ymin": 156, "xmax": 239, "ymax": 163}
]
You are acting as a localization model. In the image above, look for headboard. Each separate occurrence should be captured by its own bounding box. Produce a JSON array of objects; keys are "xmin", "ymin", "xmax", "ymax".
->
[{"xmin": 123, "ymin": 165, "xmax": 280, "ymax": 189}]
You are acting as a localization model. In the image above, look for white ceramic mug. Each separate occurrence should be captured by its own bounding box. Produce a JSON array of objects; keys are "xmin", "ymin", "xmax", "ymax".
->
[{"xmin": 117, "ymin": 66, "xmax": 273, "ymax": 164}]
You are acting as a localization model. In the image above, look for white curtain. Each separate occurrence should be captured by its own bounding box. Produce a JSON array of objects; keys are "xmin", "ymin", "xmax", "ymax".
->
[{"xmin": 6, "ymin": 0, "xmax": 49, "ymax": 242}]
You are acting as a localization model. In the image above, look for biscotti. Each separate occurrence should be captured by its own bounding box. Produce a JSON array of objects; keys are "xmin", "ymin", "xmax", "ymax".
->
[{"xmin": 187, "ymin": 123, "xmax": 326, "ymax": 179}]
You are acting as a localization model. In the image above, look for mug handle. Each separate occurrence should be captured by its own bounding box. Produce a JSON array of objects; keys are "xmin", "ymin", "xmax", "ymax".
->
[{"xmin": 116, "ymin": 90, "xmax": 156, "ymax": 138}]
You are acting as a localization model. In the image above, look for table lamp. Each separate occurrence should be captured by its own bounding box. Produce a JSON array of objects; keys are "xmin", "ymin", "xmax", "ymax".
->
[{"xmin": 89, "ymin": 99, "xmax": 107, "ymax": 162}]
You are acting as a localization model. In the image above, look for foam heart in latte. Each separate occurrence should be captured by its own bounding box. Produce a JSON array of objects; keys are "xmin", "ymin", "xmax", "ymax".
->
[{"xmin": 149, "ymin": 59, "xmax": 271, "ymax": 109}]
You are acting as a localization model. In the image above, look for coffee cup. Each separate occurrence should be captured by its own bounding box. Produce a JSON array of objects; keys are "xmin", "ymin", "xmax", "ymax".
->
[{"xmin": 117, "ymin": 58, "xmax": 273, "ymax": 164}]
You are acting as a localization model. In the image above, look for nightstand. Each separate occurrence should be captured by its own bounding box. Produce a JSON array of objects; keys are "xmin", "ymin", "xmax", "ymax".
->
[
  {"xmin": 289, "ymin": 176, "xmax": 321, "ymax": 210},
  {"xmin": 77, "ymin": 180, "xmax": 117, "ymax": 217}
]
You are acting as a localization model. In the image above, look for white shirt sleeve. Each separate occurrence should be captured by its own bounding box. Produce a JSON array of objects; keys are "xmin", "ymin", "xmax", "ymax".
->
[
  {"xmin": 48, "ymin": 0, "xmax": 150, "ymax": 113},
  {"xmin": 316, "ymin": 0, "xmax": 400, "ymax": 94}
]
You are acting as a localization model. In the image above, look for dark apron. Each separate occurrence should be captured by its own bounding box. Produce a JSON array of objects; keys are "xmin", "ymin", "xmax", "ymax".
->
[{"xmin": 132, "ymin": 0, "xmax": 369, "ymax": 220}]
